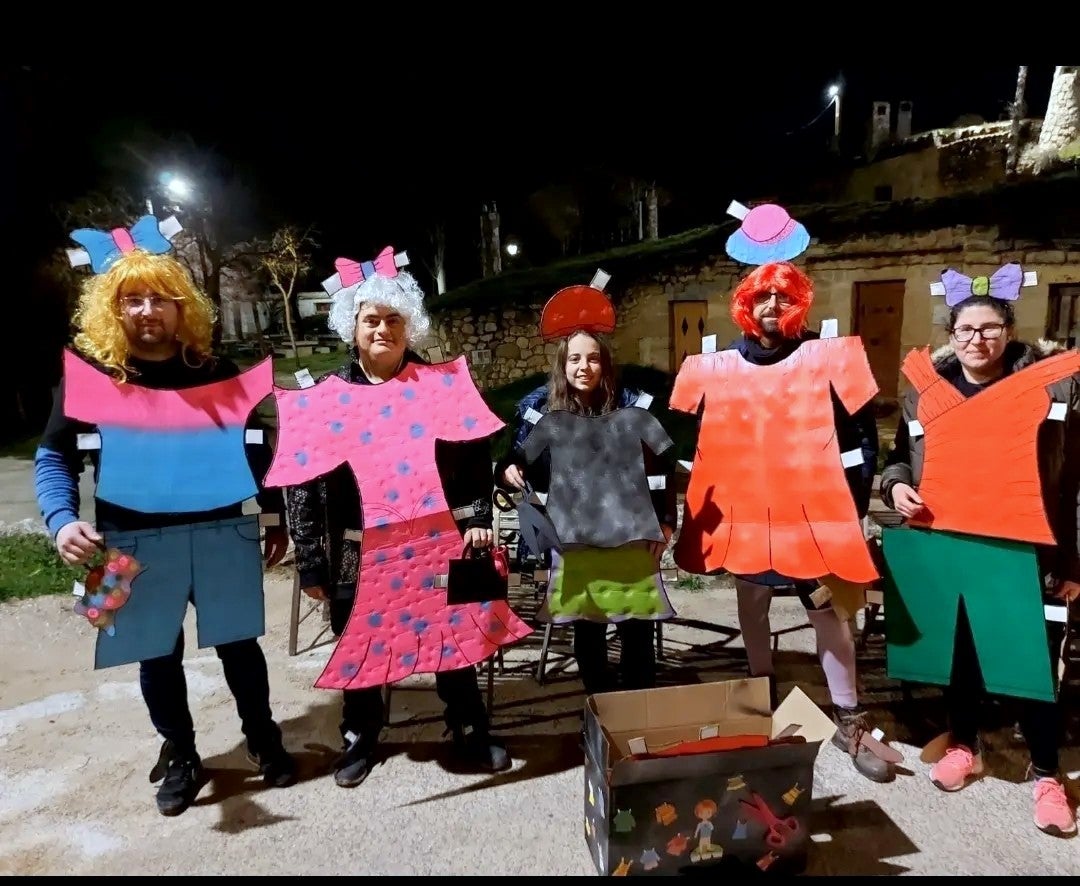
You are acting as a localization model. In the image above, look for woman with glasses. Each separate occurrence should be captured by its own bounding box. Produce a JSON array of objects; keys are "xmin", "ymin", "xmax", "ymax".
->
[{"xmin": 881, "ymin": 270, "xmax": 1080, "ymax": 837}]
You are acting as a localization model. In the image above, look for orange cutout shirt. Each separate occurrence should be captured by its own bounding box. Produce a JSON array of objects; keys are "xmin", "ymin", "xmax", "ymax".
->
[
  {"xmin": 903, "ymin": 347, "xmax": 1080, "ymax": 544},
  {"xmin": 670, "ymin": 337, "xmax": 879, "ymax": 584}
]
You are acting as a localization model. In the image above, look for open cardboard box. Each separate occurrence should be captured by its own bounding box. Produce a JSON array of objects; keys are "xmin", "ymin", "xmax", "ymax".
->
[{"xmin": 582, "ymin": 677, "xmax": 836, "ymax": 876}]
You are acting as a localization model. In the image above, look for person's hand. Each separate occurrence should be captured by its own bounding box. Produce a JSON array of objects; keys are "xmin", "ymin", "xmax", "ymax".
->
[
  {"xmin": 263, "ymin": 525, "xmax": 290, "ymax": 567},
  {"xmin": 55, "ymin": 521, "xmax": 102, "ymax": 566},
  {"xmin": 302, "ymin": 585, "xmax": 328, "ymax": 602},
  {"xmin": 648, "ymin": 525, "xmax": 675, "ymax": 561},
  {"xmin": 890, "ymin": 483, "xmax": 926, "ymax": 519},
  {"xmin": 464, "ymin": 527, "xmax": 494, "ymax": 549},
  {"xmin": 1054, "ymin": 580, "xmax": 1080, "ymax": 603},
  {"xmin": 502, "ymin": 464, "xmax": 527, "ymax": 491}
]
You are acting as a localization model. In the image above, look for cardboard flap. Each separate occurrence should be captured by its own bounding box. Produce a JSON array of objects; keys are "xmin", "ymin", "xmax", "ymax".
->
[{"xmin": 770, "ymin": 686, "xmax": 837, "ymax": 744}]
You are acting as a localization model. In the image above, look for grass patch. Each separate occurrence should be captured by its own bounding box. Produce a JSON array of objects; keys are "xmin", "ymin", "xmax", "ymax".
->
[
  {"xmin": 0, "ymin": 434, "xmax": 41, "ymax": 460},
  {"xmin": 676, "ymin": 575, "xmax": 706, "ymax": 591},
  {"xmin": 0, "ymin": 532, "xmax": 80, "ymax": 602},
  {"xmin": 235, "ymin": 349, "xmax": 347, "ymax": 380}
]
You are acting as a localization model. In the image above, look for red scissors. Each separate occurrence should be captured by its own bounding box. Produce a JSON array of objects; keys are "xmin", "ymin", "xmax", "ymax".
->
[{"xmin": 739, "ymin": 792, "xmax": 799, "ymax": 848}]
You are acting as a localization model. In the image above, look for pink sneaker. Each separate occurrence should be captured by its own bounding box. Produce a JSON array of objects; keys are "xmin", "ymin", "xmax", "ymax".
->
[
  {"xmin": 929, "ymin": 745, "xmax": 982, "ymax": 792},
  {"xmin": 1033, "ymin": 778, "xmax": 1077, "ymax": 837}
]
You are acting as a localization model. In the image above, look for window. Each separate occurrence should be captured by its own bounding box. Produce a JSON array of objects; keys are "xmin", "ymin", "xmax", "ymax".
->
[
  {"xmin": 1046, "ymin": 284, "xmax": 1080, "ymax": 347},
  {"xmin": 471, "ymin": 349, "xmax": 492, "ymax": 366},
  {"xmin": 315, "ymin": 301, "xmax": 331, "ymax": 314},
  {"xmin": 874, "ymin": 185, "xmax": 893, "ymax": 201}
]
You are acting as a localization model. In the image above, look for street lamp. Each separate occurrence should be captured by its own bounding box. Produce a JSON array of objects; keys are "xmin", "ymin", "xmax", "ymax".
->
[
  {"xmin": 166, "ymin": 176, "xmax": 191, "ymax": 199},
  {"xmin": 506, "ymin": 241, "xmax": 520, "ymax": 257},
  {"xmin": 827, "ymin": 83, "xmax": 842, "ymax": 147}
]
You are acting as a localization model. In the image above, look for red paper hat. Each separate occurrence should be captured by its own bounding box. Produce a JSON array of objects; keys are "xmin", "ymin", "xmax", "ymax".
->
[{"xmin": 540, "ymin": 269, "xmax": 616, "ymax": 341}]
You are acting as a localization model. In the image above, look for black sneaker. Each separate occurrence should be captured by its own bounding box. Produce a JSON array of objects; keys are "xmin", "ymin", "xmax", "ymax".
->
[
  {"xmin": 150, "ymin": 741, "xmax": 203, "ymax": 817},
  {"xmin": 248, "ymin": 743, "xmax": 298, "ymax": 788},
  {"xmin": 450, "ymin": 724, "xmax": 511, "ymax": 773},
  {"xmin": 334, "ymin": 732, "xmax": 375, "ymax": 788}
]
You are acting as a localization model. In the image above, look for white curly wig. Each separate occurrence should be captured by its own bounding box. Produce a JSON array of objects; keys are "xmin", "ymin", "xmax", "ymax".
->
[{"xmin": 326, "ymin": 270, "xmax": 431, "ymax": 346}]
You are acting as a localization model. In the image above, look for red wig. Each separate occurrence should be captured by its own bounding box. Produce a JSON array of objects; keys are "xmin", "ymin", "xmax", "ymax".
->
[{"xmin": 729, "ymin": 261, "xmax": 814, "ymax": 338}]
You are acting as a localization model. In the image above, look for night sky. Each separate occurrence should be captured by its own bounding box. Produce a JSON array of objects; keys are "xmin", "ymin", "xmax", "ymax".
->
[{"xmin": 4, "ymin": 62, "xmax": 1055, "ymax": 287}]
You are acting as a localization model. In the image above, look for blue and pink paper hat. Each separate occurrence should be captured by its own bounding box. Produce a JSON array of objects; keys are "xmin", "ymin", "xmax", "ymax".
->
[{"xmin": 725, "ymin": 200, "xmax": 810, "ymax": 266}]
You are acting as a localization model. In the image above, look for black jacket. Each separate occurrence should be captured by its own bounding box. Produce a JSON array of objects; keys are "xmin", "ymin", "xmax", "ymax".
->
[{"xmin": 285, "ymin": 349, "xmax": 495, "ymax": 593}]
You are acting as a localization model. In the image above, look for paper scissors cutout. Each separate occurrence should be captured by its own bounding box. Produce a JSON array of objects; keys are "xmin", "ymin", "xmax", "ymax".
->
[{"xmin": 739, "ymin": 792, "xmax": 799, "ymax": 848}]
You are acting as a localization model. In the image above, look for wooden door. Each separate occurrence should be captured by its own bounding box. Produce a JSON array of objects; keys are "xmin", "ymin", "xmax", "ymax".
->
[
  {"xmin": 670, "ymin": 301, "xmax": 708, "ymax": 372},
  {"xmin": 852, "ymin": 281, "xmax": 905, "ymax": 399}
]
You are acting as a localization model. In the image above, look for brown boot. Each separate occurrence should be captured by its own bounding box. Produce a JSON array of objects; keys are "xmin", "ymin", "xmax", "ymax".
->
[{"xmin": 831, "ymin": 706, "xmax": 898, "ymax": 783}]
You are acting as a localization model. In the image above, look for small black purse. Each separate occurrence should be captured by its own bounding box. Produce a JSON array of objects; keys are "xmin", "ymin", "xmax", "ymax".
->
[{"xmin": 446, "ymin": 544, "xmax": 510, "ymax": 605}]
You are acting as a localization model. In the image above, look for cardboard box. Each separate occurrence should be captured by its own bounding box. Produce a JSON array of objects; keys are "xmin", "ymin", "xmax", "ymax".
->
[{"xmin": 582, "ymin": 678, "xmax": 836, "ymax": 876}]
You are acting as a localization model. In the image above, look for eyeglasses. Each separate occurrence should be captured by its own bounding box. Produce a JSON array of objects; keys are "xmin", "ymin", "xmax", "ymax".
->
[
  {"xmin": 752, "ymin": 291, "xmax": 794, "ymax": 308},
  {"xmin": 121, "ymin": 295, "xmax": 172, "ymax": 313},
  {"xmin": 950, "ymin": 323, "xmax": 1006, "ymax": 344}
]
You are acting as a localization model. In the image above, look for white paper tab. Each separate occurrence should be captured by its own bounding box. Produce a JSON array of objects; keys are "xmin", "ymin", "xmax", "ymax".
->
[
  {"xmin": 343, "ymin": 529, "xmax": 363, "ymax": 542},
  {"xmin": 533, "ymin": 491, "xmax": 548, "ymax": 506},
  {"xmin": 699, "ymin": 724, "xmax": 720, "ymax": 740},
  {"xmin": 433, "ymin": 573, "xmax": 449, "ymax": 589},
  {"xmin": 1023, "ymin": 270, "xmax": 1038, "ymax": 287},
  {"xmin": 865, "ymin": 589, "xmax": 885, "ymax": 605},
  {"xmin": 258, "ymin": 513, "xmax": 280, "ymax": 527},
  {"xmin": 159, "ymin": 215, "xmax": 183, "ymax": 240},
  {"xmin": 534, "ymin": 569, "xmax": 549, "ymax": 583},
  {"xmin": 1045, "ymin": 604, "xmax": 1068, "ymax": 623},
  {"xmin": 626, "ymin": 736, "xmax": 648, "ymax": 755},
  {"xmin": 701, "ymin": 334, "xmax": 717, "ymax": 354},
  {"xmin": 67, "ymin": 247, "xmax": 91, "ymax": 268},
  {"xmin": 809, "ymin": 585, "xmax": 832, "ymax": 607},
  {"xmin": 590, "ymin": 269, "xmax": 611, "ymax": 291},
  {"xmin": 524, "ymin": 407, "xmax": 543, "ymax": 425},
  {"xmin": 1049, "ymin": 402, "xmax": 1068, "ymax": 421},
  {"xmin": 929, "ymin": 281, "xmax": 946, "ymax": 296},
  {"xmin": 871, "ymin": 727, "xmax": 885, "ymax": 742},
  {"xmin": 240, "ymin": 497, "xmax": 260, "ymax": 515},
  {"xmin": 76, "ymin": 433, "xmax": 101, "ymax": 450},
  {"xmin": 244, "ymin": 429, "xmax": 264, "ymax": 444},
  {"xmin": 634, "ymin": 392, "xmax": 654, "ymax": 410},
  {"xmin": 294, "ymin": 368, "xmax": 315, "ymax": 389},
  {"xmin": 727, "ymin": 200, "xmax": 750, "ymax": 221},
  {"xmin": 647, "ymin": 475, "xmax": 667, "ymax": 491},
  {"xmin": 677, "ymin": 459, "xmax": 693, "ymax": 473},
  {"xmin": 395, "ymin": 250, "xmax": 410, "ymax": 269},
  {"xmin": 820, "ymin": 318, "xmax": 839, "ymax": 339},
  {"xmin": 72, "ymin": 580, "xmax": 86, "ymax": 598},
  {"xmin": 840, "ymin": 448, "xmax": 864, "ymax": 468},
  {"xmin": 908, "ymin": 420, "xmax": 924, "ymax": 438}
]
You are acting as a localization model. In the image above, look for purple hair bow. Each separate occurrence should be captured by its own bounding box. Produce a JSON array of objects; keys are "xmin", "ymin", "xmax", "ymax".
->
[{"xmin": 939, "ymin": 263, "xmax": 1023, "ymax": 307}]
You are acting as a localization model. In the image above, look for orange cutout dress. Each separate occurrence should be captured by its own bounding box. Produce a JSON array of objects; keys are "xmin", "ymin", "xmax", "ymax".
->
[
  {"xmin": 903, "ymin": 347, "xmax": 1080, "ymax": 543},
  {"xmin": 670, "ymin": 337, "xmax": 879, "ymax": 583}
]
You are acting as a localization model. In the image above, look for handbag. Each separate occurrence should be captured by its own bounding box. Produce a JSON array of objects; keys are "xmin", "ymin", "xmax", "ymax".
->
[{"xmin": 447, "ymin": 543, "xmax": 510, "ymax": 605}]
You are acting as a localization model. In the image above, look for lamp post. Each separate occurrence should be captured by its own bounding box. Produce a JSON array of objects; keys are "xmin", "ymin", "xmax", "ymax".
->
[{"xmin": 828, "ymin": 84, "xmax": 842, "ymax": 152}]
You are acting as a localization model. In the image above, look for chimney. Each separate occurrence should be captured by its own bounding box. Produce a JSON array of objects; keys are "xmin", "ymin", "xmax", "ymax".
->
[
  {"xmin": 1038, "ymin": 66, "xmax": 1080, "ymax": 156},
  {"xmin": 870, "ymin": 101, "xmax": 891, "ymax": 152},
  {"xmin": 897, "ymin": 101, "xmax": 913, "ymax": 140}
]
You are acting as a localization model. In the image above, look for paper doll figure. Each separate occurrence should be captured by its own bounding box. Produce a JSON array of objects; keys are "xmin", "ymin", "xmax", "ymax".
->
[
  {"xmin": 612, "ymin": 858, "xmax": 632, "ymax": 877},
  {"xmin": 265, "ymin": 356, "xmax": 532, "ymax": 690},
  {"xmin": 640, "ymin": 848, "xmax": 661, "ymax": 871},
  {"xmin": 655, "ymin": 802, "xmax": 677, "ymax": 826},
  {"xmin": 666, "ymin": 832, "xmax": 690, "ymax": 856},
  {"xmin": 782, "ymin": 783, "xmax": 804, "ymax": 806},
  {"xmin": 757, "ymin": 851, "xmax": 779, "ymax": 871},
  {"xmin": 524, "ymin": 273, "xmax": 678, "ymax": 624},
  {"xmin": 733, "ymin": 819, "xmax": 749, "ymax": 840},
  {"xmin": 690, "ymin": 799, "xmax": 723, "ymax": 862},
  {"xmin": 613, "ymin": 808, "xmax": 636, "ymax": 833},
  {"xmin": 671, "ymin": 332, "xmax": 879, "ymax": 584}
]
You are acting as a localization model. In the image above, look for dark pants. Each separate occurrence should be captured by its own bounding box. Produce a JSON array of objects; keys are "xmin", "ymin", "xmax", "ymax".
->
[
  {"xmin": 139, "ymin": 630, "xmax": 281, "ymax": 758},
  {"xmin": 573, "ymin": 620, "xmax": 657, "ymax": 696},
  {"xmin": 331, "ymin": 590, "xmax": 489, "ymax": 745},
  {"xmin": 946, "ymin": 602, "xmax": 1064, "ymax": 776}
]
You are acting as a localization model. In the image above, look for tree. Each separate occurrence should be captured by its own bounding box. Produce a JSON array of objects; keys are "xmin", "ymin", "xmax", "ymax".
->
[
  {"xmin": 1005, "ymin": 65, "xmax": 1029, "ymax": 179},
  {"xmin": 259, "ymin": 225, "xmax": 316, "ymax": 371},
  {"xmin": 422, "ymin": 222, "xmax": 447, "ymax": 295}
]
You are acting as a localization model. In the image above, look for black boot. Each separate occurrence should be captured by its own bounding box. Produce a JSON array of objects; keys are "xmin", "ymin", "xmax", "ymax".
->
[
  {"xmin": 150, "ymin": 740, "xmax": 203, "ymax": 817},
  {"xmin": 446, "ymin": 715, "xmax": 511, "ymax": 773},
  {"xmin": 334, "ymin": 729, "xmax": 378, "ymax": 788},
  {"xmin": 247, "ymin": 739, "xmax": 298, "ymax": 788}
]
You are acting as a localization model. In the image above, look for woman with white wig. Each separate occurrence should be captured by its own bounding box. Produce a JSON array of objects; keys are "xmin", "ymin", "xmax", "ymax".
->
[{"xmin": 282, "ymin": 248, "xmax": 521, "ymax": 787}]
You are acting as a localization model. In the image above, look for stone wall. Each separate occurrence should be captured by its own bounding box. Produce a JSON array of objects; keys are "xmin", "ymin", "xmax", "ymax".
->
[{"xmin": 430, "ymin": 226, "xmax": 1080, "ymax": 398}]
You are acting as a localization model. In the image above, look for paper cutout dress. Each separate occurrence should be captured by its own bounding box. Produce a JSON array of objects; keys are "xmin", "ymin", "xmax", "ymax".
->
[
  {"xmin": 670, "ymin": 337, "xmax": 879, "ymax": 583},
  {"xmin": 524, "ymin": 408, "xmax": 676, "ymax": 623},
  {"xmin": 62, "ymin": 349, "xmax": 274, "ymax": 513},
  {"xmin": 901, "ymin": 346, "xmax": 1080, "ymax": 542},
  {"xmin": 265, "ymin": 357, "xmax": 532, "ymax": 690},
  {"xmin": 882, "ymin": 346, "xmax": 1080, "ymax": 701}
]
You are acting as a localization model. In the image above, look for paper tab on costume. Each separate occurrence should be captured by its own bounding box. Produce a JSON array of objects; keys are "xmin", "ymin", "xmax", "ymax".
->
[
  {"xmin": 727, "ymin": 200, "xmax": 750, "ymax": 221},
  {"xmin": 677, "ymin": 459, "xmax": 693, "ymax": 473},
  {"xmin": 159, "ymin": 215, "xmax": 183, "ymax": 240},
  {"xmin": 929, "ymin": 281, "xmax": 946, "ymax": 296},
  {"xmin": 524, "ymin": 407, "xmax": 543, "ymax": 425},
  {"xmin": 908, "ymin": 419, "xmax": 924, "ymax": 437},
  {"xmin": 1023, "ymin": 271, "xmax": 1038, "ymax": 287},
  {"xmin": 451, "ymin": 505, "xmax": 476, "ymax": 521},
  {"xmin": 647, "ymin": 475, "xmax": 666, "ymax": 491},
  {"xmin": 241, "ymin": 497, "xmax": 260, "ymax": 515},
  {"xmin": 1048, "ymin": 402, "xmax": 1068, "ymax": 421},
  {"xmin": 258, "ymin": 513, "xmax": 280, "ymax": 527},
  {"xmin": 840, "ymin": 448, "xmax": 864, "ymax": 468},
  {"xmin": 866, "ymin": 588, "xmax": 885, "ymax": 605},
  {"xmin": 343, "ymin": 529, "xmax": 362, "ymax": 542},
  {"xmin": 395, "ymin": 250, "xmax": 410, "ymax": 269},
  {"xmin": 244, "ymin": 429, "xmax": 264, "ymax": 444},
  {"xmin": 634, "ymin": 392, "xmax": 654, "ymax": 410},
  {"xmin": 1045, "ymin": 604, "xmax": 1068, "ymax": 623},
  {"xmin": 76, "ymin": 433, "xmax": 101, "ymax": 450},
  {"xmin": 699, "ymin": 724, "xmax": 720, "ymax": 740},
  {"xmin": 533, "ymin": 491, "xmax": 548, "ymax": 506},
  {"xmin": 72, "ymin": 580, "xmax": 86, "ymax": 598},
  {"xmin": 294, "ymin": 369, "xmax": 315, "ymax": 389},
  {"xmin": 508, "ymin": 573, "xmax": 521, "ymax": 588},
  {"xmin": 820, "ymin": 318, "xmax": 839, "ymax": 339},
  {"xmin": 67, "ymin": 247, "xmax": 91, "ymax": 267},
  {"xmin": 534, "ymin": 569, "xmax": 549, "ymax": 582},
  {"xmin": 701, "ymin": 334, "xmax": 717, "ymax": 354},
  {"xmin": 871, "ymin": 727, "xmax": 885, "ymax": 742},
  {"xmin": 626, "ymin": 736, "xmax": 649, "ymax": 755},
  {"xmin": 590, "ymin": 269, "xmax": 611, "ymax": 291},
  {"xmin": 433, "ymin": 573, "xmax": 449, "ymax": 589},
  {"xmin": 809, "ymin": 585, "xmax": 832, "ymax": 607}
]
